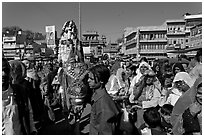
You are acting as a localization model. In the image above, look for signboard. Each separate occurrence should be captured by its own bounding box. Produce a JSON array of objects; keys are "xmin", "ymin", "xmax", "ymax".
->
[{"xmin": 45, "ymin": 25, "xmax": 55, "ymax": 48}]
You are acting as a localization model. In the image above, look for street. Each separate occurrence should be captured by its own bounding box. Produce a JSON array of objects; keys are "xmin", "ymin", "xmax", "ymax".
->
[{"xmin": 38, "ymin": 104, "xmax": 91, "ymax": 135}]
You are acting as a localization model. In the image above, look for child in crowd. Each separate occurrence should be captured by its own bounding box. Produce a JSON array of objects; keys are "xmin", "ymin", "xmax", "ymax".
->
[
  {"xmin": 159, "ymin": 104, "xmax": 173, "ymax": 134},
  {"xmin": 139, "ymin": 107, "xmax": 167, "ymax": 135}
]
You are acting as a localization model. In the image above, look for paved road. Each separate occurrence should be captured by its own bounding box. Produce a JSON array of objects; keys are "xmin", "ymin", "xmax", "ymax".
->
[{"xmin": 38, "ymin": 104, "xmax": 91, "ymax": 135}]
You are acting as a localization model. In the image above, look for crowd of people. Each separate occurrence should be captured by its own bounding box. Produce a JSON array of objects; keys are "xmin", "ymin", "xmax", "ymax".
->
[{"xmin": 2, "ymin": 49, "xmax": 202, "ymax": 135}]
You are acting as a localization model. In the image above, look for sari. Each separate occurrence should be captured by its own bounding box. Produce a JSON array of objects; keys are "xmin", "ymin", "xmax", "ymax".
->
[
  {"xmin": 129, "ymin": 62, "xmax": 151, "ymax": 103},
  {"xmin": 171, "ymin": 77, "xmax": 202, "ymax": 135}
]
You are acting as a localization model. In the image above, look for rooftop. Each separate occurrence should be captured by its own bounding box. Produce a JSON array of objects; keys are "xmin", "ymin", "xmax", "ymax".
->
[
  {"xmin": 184, "ymin": 14, "xmax": 202, "ymax": 20},
  {"xmin": 166, "ymin": 19, "xmax": 185, "ymax": 23},
  {"xmin": 138, "ymin": 25, "xmax": 167, "ymax": 31}
]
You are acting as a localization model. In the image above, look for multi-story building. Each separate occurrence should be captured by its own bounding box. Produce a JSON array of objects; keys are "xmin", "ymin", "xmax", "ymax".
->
[
  {"xmin": 138, "ymin": 25, "xmax": 167, "ymax": 60},
  {"xmin": 123, "ymin": 25, "xmax": 167, "ymax": 60},
  {"xmin": 184, "ymin": 14, "xmax": 202, "ymax": 40},
  {"xmin": 189, "ymin": 23, "xmax": 202, "ymax": 48},
  {"xmin": 165, "ymin": 19, "xmax": 187, "ymax": 58},
  {"xmin": 2, "ymin": 30, "xmax": 32, "ymax": 60},
  {"xmin": 184, "ymin": 14, "xmax": 202, "ymax": 58},
  {"xmin": 122, "ymin": 13, "xmax": 202, "ymax": 60},
  {"xmin": 3, "ymin": 36, "xmax": 17, "ymax": 60},
  {"xmin": 123, "ymin": 27, "xmax": 138, "ymax": 56},
  {"xmin": 81, "ymin": 31, "xmax": 106, "ymax": 60}
]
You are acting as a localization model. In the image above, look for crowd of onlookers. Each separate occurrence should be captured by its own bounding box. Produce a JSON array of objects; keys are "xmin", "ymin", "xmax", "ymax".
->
[{"xmin": 2, "ymin": 49, "xmax": 202, "ymax": 135}]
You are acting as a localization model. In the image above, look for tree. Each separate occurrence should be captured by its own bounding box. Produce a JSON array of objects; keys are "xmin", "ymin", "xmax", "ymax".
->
[
  {"xmin": 3, "ymin": 26, "xmax": 45, "ymax": 42},
  {"xmin": 33, "ymin": 32, "xmax": 46, "ymax": 40},
  {"xmin": 2, "ymin": 26, "xmax": 22, "ymax": 36}
]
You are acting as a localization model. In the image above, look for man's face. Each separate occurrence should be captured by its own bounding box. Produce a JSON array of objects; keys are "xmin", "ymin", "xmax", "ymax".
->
[
  {"xmin": 2, "ymin": 60, "xmax": 11, "ymax": 87},
  {"xmin": 87, "ymin": 72, "xmax": 100, "ymax": 90}
]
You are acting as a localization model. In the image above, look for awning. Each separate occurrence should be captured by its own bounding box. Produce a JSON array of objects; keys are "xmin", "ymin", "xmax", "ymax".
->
[
  {"xmin": 167, "ymin": 46, "xmax": 201, "ymax": 53},
  {"xmin": 166, "ymin": 49, "xmax": 187, "ymax": 53},
  {"xmin": 184, "ymin": 46, "xmax": 201, "ymax": 52}
]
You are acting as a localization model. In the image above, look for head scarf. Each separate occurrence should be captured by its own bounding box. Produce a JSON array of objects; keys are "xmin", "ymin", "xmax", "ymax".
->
[
  {"xmin": 173, "ymin": 72, "xmax": 195, "ymax": 88},
  {"xmin": 171, "ymin": 77, "xmax": 202, "ymax": 134},
  {"xmin": 129, "ymin": 61, "xmax": 152, "ymax": 96},
  {"xmin": 135, "ymin": 61, "xmax": 151, "ymax": 81}
]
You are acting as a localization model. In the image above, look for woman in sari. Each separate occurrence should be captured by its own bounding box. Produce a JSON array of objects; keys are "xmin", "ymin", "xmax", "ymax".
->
[
  {"xmin": 128, "ymin": 61, "xmax": 151, "ymax": 103},
  {"xmin": 170, "ymin": 77, "xmax": 201, "ymax": 135},
  {"xmin": 132, "ymin": 69, "xmax": 162, "ymax": 128}
]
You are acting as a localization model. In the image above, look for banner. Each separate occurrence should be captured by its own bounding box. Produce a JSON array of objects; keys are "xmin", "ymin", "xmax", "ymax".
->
[{"xmin": 45, "ymin": 25, "xmax": 55, "ymax": 48}]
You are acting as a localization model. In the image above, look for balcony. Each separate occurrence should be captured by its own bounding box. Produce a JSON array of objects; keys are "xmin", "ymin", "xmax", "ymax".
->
[
  {"xmin": 167, "ymin": 30, "xmax": 185, "ymax": 35},
  {"xmin": 140, "ymin": 49, "xmax": 166, "ymax": 53},
  {"xmin": 3, "ymin": 43, "xmax": 16, "ymax": 49},
  {"xmin": 139, "ymin": 38, "xmax": 167, "ymax": 43}
]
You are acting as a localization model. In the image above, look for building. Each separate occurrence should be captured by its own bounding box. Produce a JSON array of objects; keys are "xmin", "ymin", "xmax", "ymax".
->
[
  {"xmin": 184, "ymin": 13, "xmax": 202, "ymax": 38},
  {"xmin": 189, "ymin": 23, "xmax": 202, "ymax": 48},
  {"xmin": 2, "ymin": 30, "xmax": 33, "ymax": 60},
  {"xmin": 123, "ymin": 25, "xmax": 167, "ymax": 60},
  {"xmin": 2, "ymin": 36, "xmax": 17, "ymax": 60},
  {"xmin": 184, "ymin": 14, "xmax": 202, "ymax": 58},
  {"xmin": 103, "ymin": 43, "xmax": 119, "ymax": 59},
  {"xmin": 138, "ymin": 25, "xmax": 167, "ymax": 60},
  {"xmin": 81, "ymin": 31, "xmax": 106, "ymax": 60},
  {"xmin": 123, "ymin": 27, "xmax": 138, "ymax": 56},
  {"xmin": 165, "ymin": 19, "xmax": 187, "ymax": 58},
  {"xmin": 122, "ymin": 13, "xmax": 202, "ymax": 60},
  {"xmin": 166, "ymin": 14, "xmax": 202, "ymax": 58}
]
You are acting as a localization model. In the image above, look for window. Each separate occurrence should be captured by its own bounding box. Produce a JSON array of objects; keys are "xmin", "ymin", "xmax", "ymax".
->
[
  {"xmin": 181, "ymin": 39, "xmax": 183, "ymax": 44},
  {"xmin": 150, "ymin": 34, "xmax": 154, "ymax": 40},
  {"xmin": 178, "ymin": 39, "xmax": 180, "ymax": 44},
  {"xmin": 174, "ymin": 40, "xmax": 177, "ymax": 44}
]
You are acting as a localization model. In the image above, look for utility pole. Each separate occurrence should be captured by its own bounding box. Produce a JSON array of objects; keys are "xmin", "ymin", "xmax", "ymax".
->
[{"xmin": 79, "ymin": 2, "xmax": 81, "ymax": 42}]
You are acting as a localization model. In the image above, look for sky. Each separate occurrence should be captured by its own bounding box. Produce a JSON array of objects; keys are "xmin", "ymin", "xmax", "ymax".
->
[{"xmin": 2, "ymin": 1, "xmax": 202, "ymax": 42}]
